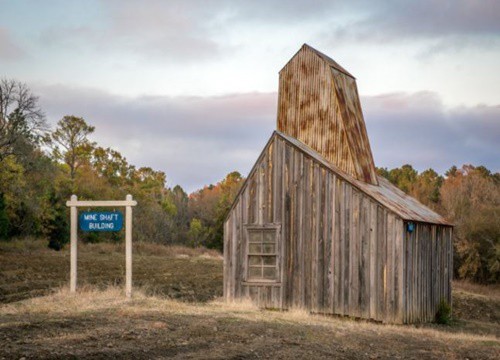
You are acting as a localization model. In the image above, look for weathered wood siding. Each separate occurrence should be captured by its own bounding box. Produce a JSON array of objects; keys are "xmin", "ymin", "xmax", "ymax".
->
[
  {"xmin": 224, "ymin": 134, "xmax": 453, "ymax": 323},
  {"xmin": 277, "ymin": 44, "xmax": 378, "ymax": 185},
  {"xmin": 403, "ymin": 223, "xmax": 453, "ymax": 323}
]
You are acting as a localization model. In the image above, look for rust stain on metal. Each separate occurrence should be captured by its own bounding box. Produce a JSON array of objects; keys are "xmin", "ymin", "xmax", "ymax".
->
[
  {"xmin": 277, "ymin": 43, "xmax": 378, "ymax": 185},
  {"xmin": 273, "ymin": 43, "xmax": 450, "ymax": 225}
]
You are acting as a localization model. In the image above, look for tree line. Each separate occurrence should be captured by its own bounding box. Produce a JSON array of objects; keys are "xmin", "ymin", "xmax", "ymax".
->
[
  {"xmin": 377, "ymin": 164, "xmax": 499, "ymax": 284},
  {"xmin": 0, "ymin": 78, "xmax": 498, "ymax": 283},
  {"xmin": 0, "ymin": 78, "xmax": 243, "ymax": 252}
]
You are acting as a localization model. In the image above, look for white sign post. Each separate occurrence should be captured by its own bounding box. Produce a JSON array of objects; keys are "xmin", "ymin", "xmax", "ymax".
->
[{"xmin": 66, "ymin": 194, "xmax": 137, "ymax": 298}]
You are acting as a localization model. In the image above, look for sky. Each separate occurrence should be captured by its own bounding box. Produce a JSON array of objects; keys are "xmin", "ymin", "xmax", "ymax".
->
[{"xmin": 1, "ymin": 0, "xmax": 499, "ymax": 192}]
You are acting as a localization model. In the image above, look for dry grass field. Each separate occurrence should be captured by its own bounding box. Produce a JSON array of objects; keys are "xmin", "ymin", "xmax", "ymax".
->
[{"xmin": 1, "ymin": 239, "xmax": 499, "ymax": 359}]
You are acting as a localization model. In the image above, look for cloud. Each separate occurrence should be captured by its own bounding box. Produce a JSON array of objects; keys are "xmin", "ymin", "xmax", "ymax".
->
[
  {"xmin": 0, "ymin": 27, "xmax": 24, "ymax": 60},
  {"xmin": 35, "ymin": 84, "xmax": 277, "ymax": 191},
  {"xmin": 39, "ymin": 0, "xmax": 226, "ymax": 62},
  {"xmin": 363, "ymin": 92, "xmax": 500, "ymax": 173},
  {"xmin": 34, "ymin": 84, "xmax": 499, "ymax": 192},
  {"xmin": 319, "ymin": 0, "xmax": 500, "ymax": 56}
]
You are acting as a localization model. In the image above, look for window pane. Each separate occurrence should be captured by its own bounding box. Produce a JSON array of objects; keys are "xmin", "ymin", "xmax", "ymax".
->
[
  {"xmin": 248, "ymin": 267, "xmax": 262, "ymax": 278},
  {"xmin": 263, "ymin": 267, "xmax": 276, "ymax": 280},
  {"xmin": 262, "ymin": 243, "xmax": 275, "ymax": 254},
  {"xmin": 248, "ymin": 231, "xmax": 262, "ymax": 243},
  {"xmin": 249, "ymin": 243, "xmax": 261, "ymax": 253},
  {"xmin": 248, "ymin": 256, "xmax": 261, "ymax": 266},
  {"xmin": 263, "ymin": 256, "xmax": 276, "ymax": 266},
  {"xmin": 263, "ymin": 231, "xmax": 275, "ymax": 243}
]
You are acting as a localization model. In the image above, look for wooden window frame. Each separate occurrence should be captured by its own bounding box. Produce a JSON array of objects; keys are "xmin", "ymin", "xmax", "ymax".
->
[{"xmin": 244, "ymin": 224, "xmax": 281, "ymax": 284}]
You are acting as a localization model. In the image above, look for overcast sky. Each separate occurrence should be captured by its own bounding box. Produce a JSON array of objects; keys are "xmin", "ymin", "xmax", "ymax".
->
[{"xmin": 1, "ymin": 0, "xmax": 499, "ymax": 192}]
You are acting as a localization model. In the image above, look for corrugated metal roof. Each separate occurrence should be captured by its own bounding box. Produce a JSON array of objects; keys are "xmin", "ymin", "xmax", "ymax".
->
[{"xmin": 276, "ymin": 131, "xmax": 452, "ymax": 226}]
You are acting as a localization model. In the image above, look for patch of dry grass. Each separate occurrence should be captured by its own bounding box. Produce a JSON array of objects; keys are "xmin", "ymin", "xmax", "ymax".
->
[
  {"xmin": 0, "ymin": 237, "xmax": 222, "ymax": 260},
  {"xmin": 72, "ymin": 241, "xmax": 222, "ymax": 259},
  {"xmin": 0, "ymin": 237, "xmax": 48, "ymax": 254},
  {"xmin": 0, "ymin": 239, "xmax": 223, "ymax": 304},
  {"xmin": 454, "ymin": 280, "xmax": 500, "ymax": 299},
  {"xmin": 1, "ymin": 239, "xmax": 499, "ymax": 359},
  {"xmin": 2, "ymin": 286, "xmax": 497, "ymax": 348}
]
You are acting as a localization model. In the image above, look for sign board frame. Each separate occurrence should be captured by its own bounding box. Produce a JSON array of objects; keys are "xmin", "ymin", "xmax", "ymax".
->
[{"xmin": 66, "ymin": 194, "xmax": 137, "ymax": 297}]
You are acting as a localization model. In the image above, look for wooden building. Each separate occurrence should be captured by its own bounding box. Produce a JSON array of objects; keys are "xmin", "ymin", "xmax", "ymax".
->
[{"xmin": 223, "ymin": 44, "xmax": 453, "ymax": 324}]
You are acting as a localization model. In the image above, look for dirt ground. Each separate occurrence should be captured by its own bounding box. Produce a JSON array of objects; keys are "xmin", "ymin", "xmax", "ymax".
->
[
  {"xmin": 0, "ymin": 240, "xmax": 499, "ymax": 359},
  {"xmin": 0, "ymin": 240, "xmax": 223, "ymax": 303}
]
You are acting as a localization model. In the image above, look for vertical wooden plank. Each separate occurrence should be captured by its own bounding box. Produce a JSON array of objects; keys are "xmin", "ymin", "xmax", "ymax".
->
[
  {"xmin": 426, "ymin": 225, "xmax": 431, "ymax": 321},
  {"xmin": 233, "ymin": 202, "xmax": 241, "ymax": 298},
  {"xmin": 449, "ymin": 227, "xmax": 453, "ymax": 306},
  {"xmin": 431, "ymin": 225, "xmax": 436, "ymax": 319},
  {"xmin": 386, "ymin": 214, "xmax": 394, "ymax": 323},
  {"xmin": 290, "ymin": 146, "xmax": 303, "ymax": 307},
  {"xmin": 333, "ymin": 176, "xmax": 342, "ymax": 315},
  {"xmin": 320, "ymin": 169, "xmax": 330, "ymax": 312},
  {"xmin": 408, "ymin": 224, "xmax": 413, "ymax": 323},
  {"xmin": 314, "ymin": 165, "xmax": 324, "ymax": 312},
  {"xmin": 258, "ymin": 156, "xmax": 265, "ymax": 225},
  {"xmin": 267, "ymin": 141, "xmax": 274, "ymax": 224},
  {"xmin": 360, "ymin": 196, "xmax": 370, "ymax": 320},
  {"xmin": 369, "ymin": 201, "xmax": 377, "ymax": 320},
  {"xmin": 237, "ymin": 188, "xmax": 245, "ymax": 298},
  {"xmin": 323, "ymin": 171, "xmax": 332, "ymax": 313},
  {"xmin": 343, "ymin": 183, "xmax": 351, "ymax": 315},
  {"xmin": 277, "ymin": 140, "xmax": 286, "ymax": 309},
  {"xmin": 413, "ymin": 224, "xmax": 419, "ymax": 322},
  {"xmin": 284, "ymin": 143, "xmax": 294, "ymax": 308},
  {"xmin": 308, "ymin": 160, "xmax": 315, "ymax": 311},
  {"xmin": 376, "ymin": 207, "xmax": 384, "ymax": 321},
  {"xmin": 395, "ymin": 219, "xmax": 404, "ymax": 323},
  {"xmin": 300, "ymin": 155, "xmax": 308, "ymax": 309},
  {"xmin": 350, "ymin": 189, "xmax": 360, "ymax": 317}
]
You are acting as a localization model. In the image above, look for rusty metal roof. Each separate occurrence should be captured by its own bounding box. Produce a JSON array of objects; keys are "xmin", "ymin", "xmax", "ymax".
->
[{"xmin": 276, "ymin": 131, "xmax": 452, "ymax": 226}]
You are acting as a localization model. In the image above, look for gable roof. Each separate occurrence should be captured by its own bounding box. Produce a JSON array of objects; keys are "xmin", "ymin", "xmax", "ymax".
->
[
  {"xmin": 280, "ymin": 44, "xmax": 355, "ymax": 79},
  {"xmin": 305, "ymin": 44, "xmax": 356, "ymax": 79},
  {"xmin": 277, "ymin": 131, "xmax": 452, "ymax": 225}
]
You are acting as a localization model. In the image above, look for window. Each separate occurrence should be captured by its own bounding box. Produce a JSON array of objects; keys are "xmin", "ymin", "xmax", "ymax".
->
[{"xmin": 246, "ymin": 226, "xmax": 279, "ymax": 282}]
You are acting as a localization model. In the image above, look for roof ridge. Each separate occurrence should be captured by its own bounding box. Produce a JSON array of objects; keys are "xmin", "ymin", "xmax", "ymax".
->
[{"xmin": 302, "ymin": 43, "xmax": 356, "ymax": 79}]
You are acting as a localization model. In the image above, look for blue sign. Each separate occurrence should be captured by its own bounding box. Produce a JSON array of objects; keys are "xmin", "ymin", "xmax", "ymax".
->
[{"xmin": 79, "ymin": 211, "xmax": 123, "ymax": 232}]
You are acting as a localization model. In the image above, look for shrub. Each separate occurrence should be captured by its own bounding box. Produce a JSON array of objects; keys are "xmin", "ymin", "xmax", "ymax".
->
[
  {"xmin": 44, "ymin": 191, "xmax": 69, "ymax": 251},
  {"xmin": 435, "ymin": 299, "xmax": 452, "ymax": 325},
  {"xmin": 0, "ymin": 193, "xmax": 9, "ymax": 240}
]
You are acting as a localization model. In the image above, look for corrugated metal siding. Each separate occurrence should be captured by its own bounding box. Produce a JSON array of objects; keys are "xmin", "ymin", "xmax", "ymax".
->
[
  {"xmin": 277, "ymin": 44, "xmax": 378, "ymax": 185},
  {"xmin": 277, "ymin": 45, "xmax": 357, "ymax": 182},
  {"xmin": 331, "ymin": 68, "xmax": 378, "ymax": 184}
]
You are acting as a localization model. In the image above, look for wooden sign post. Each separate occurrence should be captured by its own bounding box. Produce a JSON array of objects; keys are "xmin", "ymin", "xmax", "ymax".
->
[{"xmin": 66, "ymin": 194, "xmax": 137, "ymax": 297}]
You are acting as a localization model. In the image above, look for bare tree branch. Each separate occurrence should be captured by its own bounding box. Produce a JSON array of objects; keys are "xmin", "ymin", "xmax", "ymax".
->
[{"xmin": 0, "ymin": 78, "xmax": 47, "ymax": 161}]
